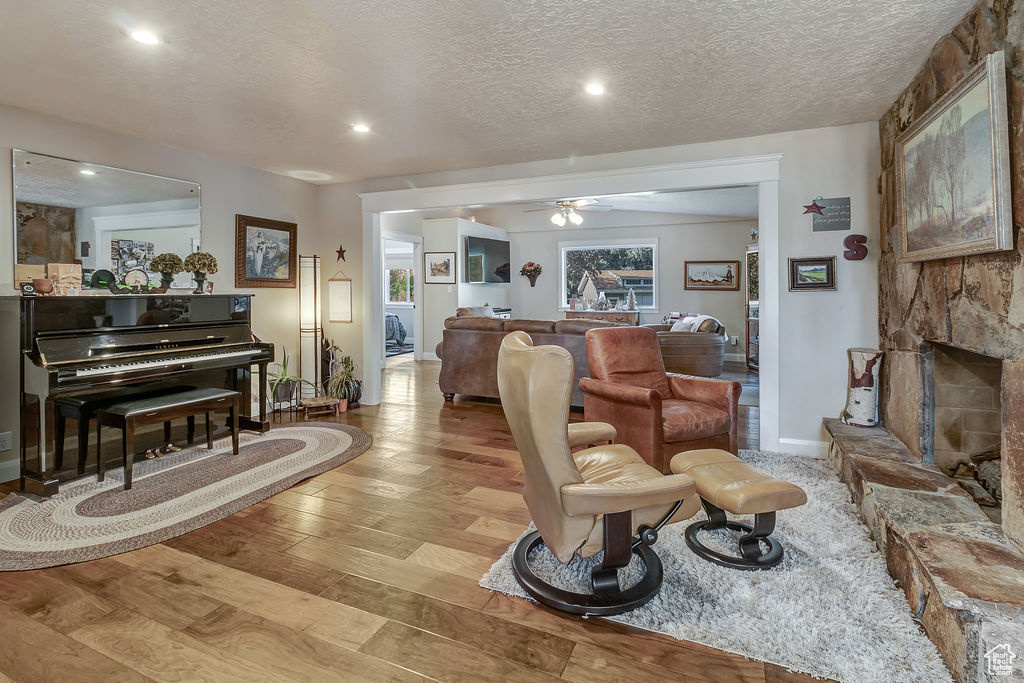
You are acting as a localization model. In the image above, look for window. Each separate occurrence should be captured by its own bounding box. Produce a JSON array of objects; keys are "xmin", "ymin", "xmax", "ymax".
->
[
  {"xmin": 559, "ymin": 242, "xmax": 657, "ymax": 308},
  {"xmin": 388, "ymin": 268, "xmax": 414, "ymax": 303}
]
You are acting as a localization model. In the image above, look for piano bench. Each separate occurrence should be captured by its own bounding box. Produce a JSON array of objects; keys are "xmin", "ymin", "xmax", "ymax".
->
[{"xmin": 96, "ymin": 388, "xmax": 241, "ymax": 490}]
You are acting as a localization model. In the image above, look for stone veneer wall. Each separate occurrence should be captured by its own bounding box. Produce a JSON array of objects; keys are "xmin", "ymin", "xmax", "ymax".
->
[{"xmin": 878, "ymin": 1, "xmax": 1024, "ymax": 550}]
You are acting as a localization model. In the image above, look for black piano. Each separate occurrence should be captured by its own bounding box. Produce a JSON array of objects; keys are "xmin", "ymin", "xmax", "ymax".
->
[{"xmin": 19, "ymin": 294, "xmax": 274, "ymax": 495}]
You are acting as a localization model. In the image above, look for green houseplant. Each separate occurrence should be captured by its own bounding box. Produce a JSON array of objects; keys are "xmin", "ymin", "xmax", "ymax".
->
[
  {"xmin": 268, "ymin": 349, "xmax": 316, "ymax": 410},
  {"xmin": 150, "ymin": 252, "xmax": 184, "ymax": 289},
  {"xmin": 324, "ymin": 353, "xmax": 359, "ymax": 412}
]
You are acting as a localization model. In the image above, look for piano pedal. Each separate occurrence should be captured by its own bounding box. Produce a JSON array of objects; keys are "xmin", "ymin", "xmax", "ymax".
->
[
  {"xmin": 145, "ymin": 449, "xmax": 165, "ymax": 459},
  {"xmin": 165, "ymin": 443, "xmax": 182, "ymax": 452}
]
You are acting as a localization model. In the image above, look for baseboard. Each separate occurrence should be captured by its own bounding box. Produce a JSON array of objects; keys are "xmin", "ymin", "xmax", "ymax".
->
[
  {"xmin": 777, "ymin": 438, "xmax": 828, "ymax": 458},
  {"xmin": 724, "ymin": 352, "xmax": 746, "ymax": 362},
  {"xmin": 0, "ymin": 458, "xmax": 19, "ymax": 485}
]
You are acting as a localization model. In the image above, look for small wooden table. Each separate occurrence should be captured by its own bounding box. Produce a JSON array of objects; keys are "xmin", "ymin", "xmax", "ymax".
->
[
  {"xmin": 565, "ymin": 310, "xmax": 639, "ymax": 326},
  {"xmin": 300, "ymin": 396, "xmax": 341, "ymax": 419}
]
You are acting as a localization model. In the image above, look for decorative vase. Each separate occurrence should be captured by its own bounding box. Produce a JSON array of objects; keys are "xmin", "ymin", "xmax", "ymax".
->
[
  {"xmin": 192, "ymin": 271, "xmax": 206, "ymax": 294},
  {"xmin": 160, "ymin": 272, "xmax": 174, "ymax": 289},
  {"xmin": 841, "ymin": 348, "xmax": 884, "ymax": 427},
  {"xmin": 338, "ymin": 398, "xmax": 349, "ymax": 413},
  {"xmin": 348, "ymin": 380, "xmax": 362, "ymax": 409},
  {"xmin": 32, "ymin": 278, "xmax": 54, "ymax": 295},
  {"xmin": 527, "ymin": 273, "xmax": 539, "ymax": 287}
]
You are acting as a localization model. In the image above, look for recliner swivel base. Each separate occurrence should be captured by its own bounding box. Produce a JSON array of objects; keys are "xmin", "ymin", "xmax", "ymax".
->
[
  {"xmin": 684, "ymin": 500, "xmax": 783, "ymax": 570},
  {"xmin": 510, "ymin": 530, "xmax": 663, "ymax": 616}
]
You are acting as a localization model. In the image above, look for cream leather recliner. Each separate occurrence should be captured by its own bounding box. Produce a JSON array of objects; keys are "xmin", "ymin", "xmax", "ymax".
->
[{"xmin": 497, "ymin": 331, "xmax": 701, "ymax": 615}]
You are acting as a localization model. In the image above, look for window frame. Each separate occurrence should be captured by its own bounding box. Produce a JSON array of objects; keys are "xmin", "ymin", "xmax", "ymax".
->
[
  {"xmin": 386, "ymin": 267, "xmax": 415, "ymax": 307},
  {"xmin": 557, "ymin": 238, "xmax": 659, "ymax": 310}
]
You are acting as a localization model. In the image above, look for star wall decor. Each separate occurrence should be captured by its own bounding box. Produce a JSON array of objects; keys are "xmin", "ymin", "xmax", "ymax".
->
[
  {"xmin": 802, "ymin": 199, "xmax": 826, "ymax": 215},
  {"xmin": 336, "ymin": 245, "xmax": 347, "ymax": 261}
]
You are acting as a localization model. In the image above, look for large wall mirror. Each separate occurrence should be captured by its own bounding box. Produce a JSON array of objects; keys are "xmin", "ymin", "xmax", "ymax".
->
[{"xmin": 13, "ymin": 150, "xmax": 201, "ymax": 288}]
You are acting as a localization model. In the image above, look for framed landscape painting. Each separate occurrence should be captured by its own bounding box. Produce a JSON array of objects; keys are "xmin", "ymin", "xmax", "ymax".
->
[
  {"xmin": 684, "ymin": 260, "xmax": 740, "ymax": 291},
  {"xmin": 896, "ymin": 50, "xmax": 1011, "ymax": 262},
  {"xmin": 788, "ymin": 257, "xmax": 836, "ymax": 291},
  {"xmin": 235, "ymin": 214, "xmax": 297, "ymax": 288},
  {"xmin": 424, "ymin": 251, "xmax": 456, "ymax": 284}
]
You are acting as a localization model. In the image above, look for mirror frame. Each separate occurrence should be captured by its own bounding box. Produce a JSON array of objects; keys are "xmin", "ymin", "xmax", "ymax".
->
[{"xmin": 11, "ymin": 149, "xmax": 202, "ymax": 285}]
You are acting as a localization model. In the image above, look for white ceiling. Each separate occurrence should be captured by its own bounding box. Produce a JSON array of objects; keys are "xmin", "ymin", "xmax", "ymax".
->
[
  {"xmin": 0, "ymin": 0, "xmax": 972, "ymax": 184},
  {"xmin": 13, "ymin": 150, "xmax": 199, "ymax": 208},
  {"xmin": 537, "ymin": 187, "xmax": 759, "ymax": 218}
]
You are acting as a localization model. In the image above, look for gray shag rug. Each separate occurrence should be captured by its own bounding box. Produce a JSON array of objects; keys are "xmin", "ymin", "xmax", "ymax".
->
[
  {"xmin": 480, "ymin": 450, "xmax": 952, "ymax": 683},
  {"xmin": 0, "ymin": 423, "xmax": 370, "ymax": 570}
]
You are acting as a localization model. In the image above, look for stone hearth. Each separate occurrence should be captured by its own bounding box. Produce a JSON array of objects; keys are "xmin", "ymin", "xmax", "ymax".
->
[{"xmin": 825, "ymin": 419, "xmax": 1024, "ymax": 682}]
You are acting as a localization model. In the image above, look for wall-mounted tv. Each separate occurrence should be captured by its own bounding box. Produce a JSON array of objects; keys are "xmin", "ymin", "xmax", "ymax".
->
[{"xmin": 465, "ymin": 236, "xmax": 511, "ymax": 283}]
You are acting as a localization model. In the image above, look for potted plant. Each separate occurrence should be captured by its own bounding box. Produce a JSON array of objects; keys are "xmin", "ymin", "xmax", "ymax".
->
[
  {"xmin": 150, "ymin": 253, "xmax": 184, "ymax": 289},
  {"xmin": 268, "ymin": 350, "xmax": 315, "ymax": 411},
  {"xmin": 183, "ymin": 252, "xmax": 218, "ymax": 294},
  {"xmin": 324, "ymin": 353, "xmax": 359, "ymax": 412}
]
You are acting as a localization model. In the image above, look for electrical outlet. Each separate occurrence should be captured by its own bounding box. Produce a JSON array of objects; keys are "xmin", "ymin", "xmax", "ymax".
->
[
  {"xmin": 0, "ymin": 432, "xmax": 11, "ymax": 452},
  {"xmin": 730, "ymin": 335, "xmax": 739, "ymax": 346}
]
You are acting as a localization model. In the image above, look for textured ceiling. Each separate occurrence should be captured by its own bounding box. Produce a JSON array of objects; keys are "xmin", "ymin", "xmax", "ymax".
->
[
  {"xmin": 0, "ymin": 0, "xmax": 973, "ymax": 183},
  {"xmin": 14, "ymin": 151, "xmax": 198, "ymax": 208}
]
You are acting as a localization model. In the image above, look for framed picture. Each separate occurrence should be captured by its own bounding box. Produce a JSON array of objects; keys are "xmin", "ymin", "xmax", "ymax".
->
[
  {"xmin": 424, "ymin": 251, "xmax": 456, "ymax": 284},
  {"xmin": 235, "ymin": 214, "xmax": 297, "ymax": 288},
  {"xmin": 896, "ymin": 51, "xmax": 1011, "ymax": 262},
  {"xmin": 684, "ymin": 260, "xmax": 740, "ymax": 291},
  {"xmin": 788, "ymin": 256, "xmax": 836, "ymax": 291}
]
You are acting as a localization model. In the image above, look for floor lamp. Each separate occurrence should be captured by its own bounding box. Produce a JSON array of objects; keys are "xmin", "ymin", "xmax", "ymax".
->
[{"xmin": 298, "ymin": 254, "xmax": 321, "ymax": 399}]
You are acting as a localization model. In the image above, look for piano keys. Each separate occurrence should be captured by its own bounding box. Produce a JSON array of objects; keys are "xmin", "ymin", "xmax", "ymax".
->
[{"xmin": 19, "ymin": 294, "xmax": 274, "ymax": 495}]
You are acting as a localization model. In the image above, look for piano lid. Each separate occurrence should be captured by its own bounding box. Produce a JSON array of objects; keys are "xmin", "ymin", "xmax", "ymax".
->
[{"xmin": 23, "ymin": 295, "xmax": 252, "ymax": 338}]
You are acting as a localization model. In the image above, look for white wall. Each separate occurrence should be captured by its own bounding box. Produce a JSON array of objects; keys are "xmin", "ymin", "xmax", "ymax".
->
[
  {"xmin": 324, "ymin": 121, "xmax": 880, "ymax": 452},
  {"xmin": 474, "ymin": 205, "xmax": 750, "ymax": 353},
  {"xmin": 0, "ymin": 103, "xmax": 319, "ymax": 479}
]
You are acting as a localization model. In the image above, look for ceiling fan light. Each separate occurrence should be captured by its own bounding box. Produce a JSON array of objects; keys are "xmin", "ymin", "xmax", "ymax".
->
[
  {"xmin": 568, "ymin": 210, "xmax": 583, "ymax": 225},
  {"xmin": 550, "ymin": 212, "xmax": 567, "ymax": 227}
]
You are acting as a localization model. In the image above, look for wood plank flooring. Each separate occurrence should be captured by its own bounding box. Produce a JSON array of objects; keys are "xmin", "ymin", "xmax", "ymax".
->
[{"xmin": 0, "ymin": 357, "xmax": 816, "ymax": 682}]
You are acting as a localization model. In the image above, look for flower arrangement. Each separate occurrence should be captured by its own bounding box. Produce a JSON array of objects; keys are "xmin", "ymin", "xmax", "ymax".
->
[
  {"xmin": 150, "ymin": 253, "xmax": 184, "ymax": 275},
  {"xmin": 183, "ymin": 252, "xmax": 219, "ymax": 274},
  {"xmin": 520, "ymin": 262, "xmax": 542, "ymax": 287}
]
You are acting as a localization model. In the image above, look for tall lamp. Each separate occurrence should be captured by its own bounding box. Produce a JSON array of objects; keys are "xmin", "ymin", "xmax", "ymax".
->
[{"xmin": 298, "ymin": 254, "xmax": 321, "ymax": 399}]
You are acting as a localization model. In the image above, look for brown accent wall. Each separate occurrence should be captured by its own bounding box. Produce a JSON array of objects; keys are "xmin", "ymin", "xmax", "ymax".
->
[{"xmin": 878, "ymin": 1, "xmax": 1024, "ymax": 452}]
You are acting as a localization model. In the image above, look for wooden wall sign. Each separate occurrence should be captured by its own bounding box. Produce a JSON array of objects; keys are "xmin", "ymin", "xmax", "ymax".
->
[{"xmin": 843, "ymin": 234, "xmax": 868, "ymax": 260}]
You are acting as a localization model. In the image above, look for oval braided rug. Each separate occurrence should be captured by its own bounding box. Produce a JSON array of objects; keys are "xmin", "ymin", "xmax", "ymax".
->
[{"xmin": 0, "ymin": 423, "xmax": 371, "ymax": 570}]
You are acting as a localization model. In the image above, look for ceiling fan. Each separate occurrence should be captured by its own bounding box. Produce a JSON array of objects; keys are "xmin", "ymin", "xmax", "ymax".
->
[{"xmin": 524, "ymin": 198, "xmax": 612, "ymax": 226}]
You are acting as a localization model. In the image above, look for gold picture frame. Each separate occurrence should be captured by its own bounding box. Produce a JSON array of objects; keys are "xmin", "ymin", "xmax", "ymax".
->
[{"xmin": 895, "ymin": 51, "xmax": 1011, "ymax": 262}]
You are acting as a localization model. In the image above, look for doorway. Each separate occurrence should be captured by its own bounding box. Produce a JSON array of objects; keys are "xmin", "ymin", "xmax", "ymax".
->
[
  {"xmin": 380, "ymin": 231, "xmax": 423, "ymax": 370},
  {"xmin": 360, "ymin": 154, "xmax": 782, "ymax": 451}
]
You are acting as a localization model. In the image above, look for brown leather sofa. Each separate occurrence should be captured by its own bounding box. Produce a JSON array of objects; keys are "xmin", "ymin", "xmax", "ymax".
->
[
  {"xmin": 580, "ymin": 326, "xmax": 741, "ymax": 472},
  {"xmin": 435, "ymin": 316, "xmax": 620, "ymax": 406},
  {"xmin": 643, "ymin": 322, "xmax": 726, "ymax": 377}
]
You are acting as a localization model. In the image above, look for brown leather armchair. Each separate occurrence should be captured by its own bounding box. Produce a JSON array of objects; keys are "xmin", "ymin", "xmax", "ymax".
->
[
  {"xmin": 497, "ymin": 331, "xmax": 700, "ymax": 615},
  {"xmin": 580, "ymin": 326, "xmax": 741, "ymax": 472}
]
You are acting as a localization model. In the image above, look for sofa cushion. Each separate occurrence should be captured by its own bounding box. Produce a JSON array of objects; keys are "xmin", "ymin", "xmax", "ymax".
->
[
  {"xmin": 697, "ymin": 319, "xmax": 720, "ymax": 333},
  {"xmin": 456, "ymin": 305, "xmax": 495, "ymax": 317},
  {"xmin": 661, "ymin": 399, "xmax": 731, "ymax": 441},
  {"xmin": 670, "ymin": 318, "xmax": 697, "ymax": 332},
  {"xmin": 445, "ymin": 316, "xmax": 506, "ymax": 331},
  {"xmin": 554, "ymin": 319, "xmax": 619, "ymax": 335},
  {"xmin": 504, "ymin": 319, "xmax": 556, "ymax": 333}
]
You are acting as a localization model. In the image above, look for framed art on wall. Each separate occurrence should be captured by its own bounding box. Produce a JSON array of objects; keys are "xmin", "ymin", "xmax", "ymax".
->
[
  {"xmin": 788, "ymin": 256, "xmax": 836, "ymax": 291},
  {"xmin": 895, "ymin": 50, "xmax": 1011, "ymax": 262},
  {"xmin": 424, "ymin": 251, "xmax": 456, "ymax": 284},
  {"xmin": 235, "ymin": 214, "xmax": 297, "ymax": 288},
  {"xmin": 684, "ymin": 260, "xmax": 740, "ymax": 291}
]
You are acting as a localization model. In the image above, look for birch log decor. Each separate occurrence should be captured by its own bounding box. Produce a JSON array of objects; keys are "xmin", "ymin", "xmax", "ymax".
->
[{"xmin": 841, "ymin": 348, "xmax": 884, "ymax": 427}]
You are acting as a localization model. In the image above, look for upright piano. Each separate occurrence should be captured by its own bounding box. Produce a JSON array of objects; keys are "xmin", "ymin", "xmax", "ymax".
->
[{"xmin": 20, "ymin": 294, "xmax": 274, "ymax": 495}]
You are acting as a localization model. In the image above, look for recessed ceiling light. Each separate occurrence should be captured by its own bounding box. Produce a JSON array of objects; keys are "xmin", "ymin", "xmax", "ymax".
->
[
  {"xmin": 584, "ymin": 83, "xmax": 605, "ymax": 96},
  {"xmin": 286, "ymin": 170, "xmax": 332, "ymax": 182},
  {"xmin": 79, "ymin": 169, "xmax": 96, "ymax": 176},
  {"xmin": 351, "ymin": 123, "xmax": 371, "ymax": 133},
  {"xmin": 130, "ymin": 30, "xmax": 160, "ymax": 45}
]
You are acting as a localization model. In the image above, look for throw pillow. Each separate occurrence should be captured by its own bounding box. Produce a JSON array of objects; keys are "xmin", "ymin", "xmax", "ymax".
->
[{"xmin": 670, "ymin": 318, "xmax": 696, "ymax": 332}]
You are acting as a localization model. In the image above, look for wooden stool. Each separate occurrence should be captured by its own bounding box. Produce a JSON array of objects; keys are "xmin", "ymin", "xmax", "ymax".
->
[
  {"xmin": 299, "ymin": 396, "xmax": 340, "ymax": 419},
  {"xmin": 97, "ymin": 388, "xmax": 240, "ymax": 490},
  {"xmin": 669, "ymin": 449, "xmax": 807, "ymax": 569}
]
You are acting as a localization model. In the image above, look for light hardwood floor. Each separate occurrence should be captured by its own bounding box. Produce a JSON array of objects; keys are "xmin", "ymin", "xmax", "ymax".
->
[{"xmin": 0, "ymin": 358, "xmax": 815, "ymax": 682}]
